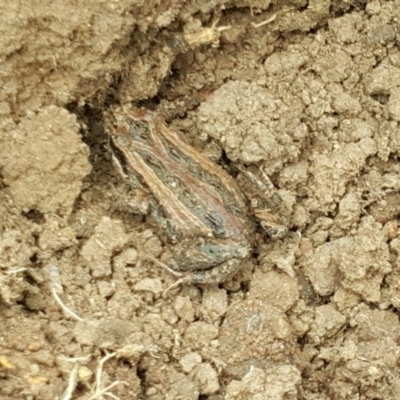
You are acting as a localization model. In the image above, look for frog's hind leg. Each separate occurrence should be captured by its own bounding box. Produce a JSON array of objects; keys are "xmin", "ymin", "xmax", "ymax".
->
[
  {"xmin": 145, "ymin": 254, "xmax": 243, "ymax": 296},
  {"xmin": 178, "ymin": 258, "xmax": 242, "ymax": 285},
  {"xmin": 162, "ymin": 258, "xmax": 243, "ymax": 296}
]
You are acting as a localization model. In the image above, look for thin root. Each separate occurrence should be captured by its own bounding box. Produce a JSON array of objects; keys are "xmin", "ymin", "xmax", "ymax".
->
[
  {"xmin": 251, "ymin": 14, "xmax": 277, "ymax": 28},
  {"xmin": 87, "ymin": 352, "xmax": 127, "ymax": 400},
  {"xmin": 51, "ymin": 287, "xmax": 84, "ymax": 321}
]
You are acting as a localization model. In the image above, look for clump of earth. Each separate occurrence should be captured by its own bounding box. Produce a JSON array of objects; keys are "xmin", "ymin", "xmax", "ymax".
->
[{"xmin": 1, "ymin": 1, "xmax": 400, "ymax": 399}]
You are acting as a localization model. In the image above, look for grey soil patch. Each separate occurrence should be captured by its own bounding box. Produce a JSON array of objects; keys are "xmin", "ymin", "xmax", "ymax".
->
[{"xmin": 2, "ymin": 1, "xmax": 400, "ymax": 399}]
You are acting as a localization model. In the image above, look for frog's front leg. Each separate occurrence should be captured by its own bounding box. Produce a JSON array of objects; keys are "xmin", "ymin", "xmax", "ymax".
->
[{"xmin": 236, "ymin": 166, "xmax": 288, "ymax": 240}]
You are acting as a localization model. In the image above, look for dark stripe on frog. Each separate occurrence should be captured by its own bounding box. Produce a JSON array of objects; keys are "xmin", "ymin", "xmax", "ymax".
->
[
  {"xmin": 124, "ymin": 111, "xmax": 246, "ymax": 212},
  {"xmin": 158, "ymin": 122, "xmax": 246, "ymax": 209},
  {"xmin": 111, "ymin": 108, "xmax": 252, "ymax": 241},
  {"xmin": 111, "ymin": 127, "xmax": 213, "ymax": 237},
  {"xmin": 127, "ymin": 118, "xmax": 250, "ymax": 240},
  {"xmin": 133, "ymin": 145, "xmax": 236, "ymax": 238},
  {"xmin": 155, "ymin": 122, "xmax": 251, "ymax": 239}
]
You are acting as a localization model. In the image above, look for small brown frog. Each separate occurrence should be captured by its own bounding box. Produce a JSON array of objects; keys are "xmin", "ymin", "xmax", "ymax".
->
[{"xmin": 105, "ymin": 106, "xmax": 287, "ymax": 285}]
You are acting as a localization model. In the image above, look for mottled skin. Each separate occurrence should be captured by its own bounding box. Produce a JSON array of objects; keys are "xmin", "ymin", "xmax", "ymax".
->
[{"xmin": 106, "ymin": 106, "xmax": 284, "ymax": 285}]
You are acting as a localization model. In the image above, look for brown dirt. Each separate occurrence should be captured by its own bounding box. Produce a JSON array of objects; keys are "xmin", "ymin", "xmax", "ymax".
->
[{"xmin": 1, "ymin": 1, "xmax": 400, "ymax": 399}]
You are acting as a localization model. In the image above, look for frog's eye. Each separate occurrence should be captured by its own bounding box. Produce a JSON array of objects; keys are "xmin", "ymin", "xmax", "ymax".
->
[{"xmin": 128, "ymin": 120, "xmax": 151, "ymax": 141}]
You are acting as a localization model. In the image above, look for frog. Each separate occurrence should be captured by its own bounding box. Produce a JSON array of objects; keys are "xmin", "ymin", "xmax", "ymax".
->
[{"xmin": 105, "ymin": 106, "xmax": 287, "ymax": 286}]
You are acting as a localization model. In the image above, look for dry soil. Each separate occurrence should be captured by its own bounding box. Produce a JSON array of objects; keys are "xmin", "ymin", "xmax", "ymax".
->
[{"xmin": 1, "ymin": 1, "xmax": 400, "ymax": 399}]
